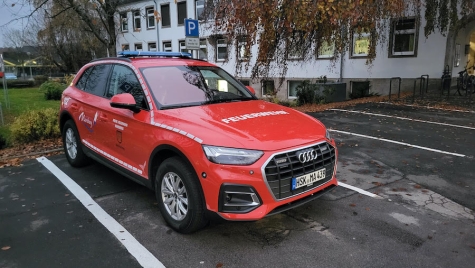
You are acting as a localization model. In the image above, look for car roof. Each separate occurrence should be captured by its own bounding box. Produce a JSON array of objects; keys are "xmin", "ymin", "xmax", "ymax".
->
[{"xmin": 89, "ymin": 51, "xmax": 217, "ymax": 69}]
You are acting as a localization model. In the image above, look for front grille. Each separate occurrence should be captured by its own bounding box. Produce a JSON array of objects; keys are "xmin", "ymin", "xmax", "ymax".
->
[{"xmin": 263, "ymin": 142, "xmax": 336, "ymax": 200}]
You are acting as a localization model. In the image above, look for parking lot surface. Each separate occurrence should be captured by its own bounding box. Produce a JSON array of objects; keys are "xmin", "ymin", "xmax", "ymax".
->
[{"xmin": 1, "ymin": 102, "xmax": 474, "ymax": 268}]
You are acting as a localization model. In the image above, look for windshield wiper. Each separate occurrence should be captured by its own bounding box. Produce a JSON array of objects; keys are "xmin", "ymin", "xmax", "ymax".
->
[
  {"xmin": 204, "ymin": 97, "xmax": 253, "ymax": 104},
  {"xmin": 160, "ymin": 103, "xmax": 201, "ymax": 110}
]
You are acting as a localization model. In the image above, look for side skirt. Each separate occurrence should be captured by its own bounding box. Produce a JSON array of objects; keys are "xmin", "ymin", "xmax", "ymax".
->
[{"xmin": 82, "ymin": 145, "xmax": 154, "ymax": 190}]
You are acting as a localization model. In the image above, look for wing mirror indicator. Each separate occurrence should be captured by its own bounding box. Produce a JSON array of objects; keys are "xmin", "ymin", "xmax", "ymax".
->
[{"xmin": 110, "ymin": 93, "xmax": 140, "ymax": 113}]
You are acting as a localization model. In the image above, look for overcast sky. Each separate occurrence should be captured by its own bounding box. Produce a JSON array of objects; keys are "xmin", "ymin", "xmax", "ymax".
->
[{"xmin": 0, "ymin": 0, "xmax": 34, "ymax": 47}]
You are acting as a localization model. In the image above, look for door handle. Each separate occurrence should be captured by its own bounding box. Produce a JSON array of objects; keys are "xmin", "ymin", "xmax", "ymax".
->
[
  {"xmin": 70, "ymin": 103, "xmax": 78, "ymax": 111},
  {"xmin": 99, "ymin": 114, "xmax": 108, "ymax": 122}
]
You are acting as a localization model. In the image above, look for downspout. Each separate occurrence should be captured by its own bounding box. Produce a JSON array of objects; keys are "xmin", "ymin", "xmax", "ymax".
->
[
  {"xmin": 339, "ymin": 25, "xmax": 346, "ymax": 82},
  {"xmin": 153, "ymin": 0, "xmax": 161, "ymax": 51}
]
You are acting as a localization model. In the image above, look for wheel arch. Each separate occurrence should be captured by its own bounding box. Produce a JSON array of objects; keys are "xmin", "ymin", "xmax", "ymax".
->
[
  {"xmin": 59, "ymin": 111, "xmax": 74, "ymax": 132},
  {"xmin": 148, "ymin": 144, "xmax": 197, "ymax": 190}
]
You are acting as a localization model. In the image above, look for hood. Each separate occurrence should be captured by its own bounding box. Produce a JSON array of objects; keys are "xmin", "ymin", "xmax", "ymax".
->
[{"xmin": 158, "ymin": 100, "xmax": 327, "ymax": 151}]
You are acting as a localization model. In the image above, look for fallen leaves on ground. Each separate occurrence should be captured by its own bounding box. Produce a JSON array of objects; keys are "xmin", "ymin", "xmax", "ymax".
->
[{"xmin": 0, "ymin": 138, "xmax": 63, "ymax": 168}]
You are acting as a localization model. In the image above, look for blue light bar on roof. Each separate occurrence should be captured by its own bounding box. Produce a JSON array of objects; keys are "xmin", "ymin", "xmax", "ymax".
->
[{"xmin": 118, "ymin": 51, "xmax": 193, "ymax": 58}]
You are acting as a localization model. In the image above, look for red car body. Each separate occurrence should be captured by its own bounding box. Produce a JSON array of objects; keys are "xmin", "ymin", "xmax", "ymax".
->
[{"xmin": 59, "ymin": 52, "xmax": 338, "ymax": 232}]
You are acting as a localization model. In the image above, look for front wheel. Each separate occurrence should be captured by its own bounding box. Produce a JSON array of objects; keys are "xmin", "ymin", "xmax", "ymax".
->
[
  {"xmin": 62, "ymin": 120, "xmax": 90, "ymax": 167},
  {"xmin": 155, "ymin": 157, "xmax": 208, "ymax": 233}
]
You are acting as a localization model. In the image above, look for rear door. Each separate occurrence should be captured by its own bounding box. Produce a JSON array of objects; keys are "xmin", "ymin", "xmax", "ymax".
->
[{"xmin": 72, "ymin": 64, "xmax": 112, "ymax": 151}]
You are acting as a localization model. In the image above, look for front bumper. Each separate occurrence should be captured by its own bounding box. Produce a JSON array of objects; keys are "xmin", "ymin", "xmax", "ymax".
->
[{"xmin": 197, "ymin": 140, "xmax": 338, "ymax": 221}]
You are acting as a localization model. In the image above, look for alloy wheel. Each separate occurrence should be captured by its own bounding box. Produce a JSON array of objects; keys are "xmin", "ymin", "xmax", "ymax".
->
[
  {"xmin": 161, "ymin": 172, "xmax": 188, "ymax": 221},
  {"xmin": 65, "ymin": 128, "xmax": 78, "ymax": 160}
]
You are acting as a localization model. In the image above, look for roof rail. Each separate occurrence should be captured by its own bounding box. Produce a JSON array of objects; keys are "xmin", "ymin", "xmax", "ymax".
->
[{"xmin": 118, "ymin": 51, "xmax": 193, "ymax": 59}]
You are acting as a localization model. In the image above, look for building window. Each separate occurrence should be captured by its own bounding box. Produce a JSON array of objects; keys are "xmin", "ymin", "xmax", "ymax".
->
[
  {"xmin": 240, "ymin": 80, "xmax": 250, "ymax": 86},
  {"xmin": 261, "ymin": 80, "xmax": 275, "ymax": 96},
  {"xmin": 161, "ymin": 4, "xmax": 170, "ymax": 27},
  {"xmin": 148, "ymin": 42, "xmax": 157, "ymax": 52},
  {"xmin": 177, "ymin": 1, "xmax": 187, "ymax": 25},
  {"xmin": 216, "ymin": 38, "xmax": 227, "ymax": 61},
  {"xmin": 199, "ymin": 39, "xmax": 207, "ymax": 60},
  {"xmin": 120, "ymin": 13, "xmax": 128, "ymax": 32},
  {"xmin": 146, "ymin": 7, "xmax": 155, "ymax": 29},
  {"xmin": 317, "ymin": 41, "xmax": 335, "ymax": 59},
  {"xmin": 122, "ymin": 44, "xmax": 130, "ymax": 51},
  {"xmin": 237, "ymin": 36, "xmax": 250, "ymax": 60},
  {"xmin": 135, "ymin": 43, "xmax": 143, "ymax": 51},
  {"xmin": 163, "ymin": 41, "xmax": 172, "ymax": 52},
  {"xmin": 389, "ymin": 18, "xmax": 418, "ymax": 57},
  {"xmin": 133, "ymin": 10, "xmax": 141, "ymax": 30},
  {"xmin": 288, "ymin": 81, "xmax": 302, "ymax": 98},
  {"xmin": 351, "ymin": 29, "xmax": 371, "ymax": 57},
  {"xmin": 196, "ymin": 0, "xmax": 205, "ymax": 20},
  {"xmin": 287, "ymin": 32, "xmax": 305, "ymax": 59},
  {"xmin": 179, "ymin": 40, "xmax": 190, "ymax": 53}
]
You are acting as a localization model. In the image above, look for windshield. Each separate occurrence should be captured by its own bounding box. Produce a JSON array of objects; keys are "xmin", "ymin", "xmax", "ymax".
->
[{"xmin": 141, "ymin": 65, "xmax": 255, "ymax": 109}]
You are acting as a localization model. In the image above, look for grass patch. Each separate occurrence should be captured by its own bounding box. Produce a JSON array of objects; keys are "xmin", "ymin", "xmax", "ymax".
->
[{"xmin": 0, "ymin": 87, "xmax": 60, "ymax": 145}]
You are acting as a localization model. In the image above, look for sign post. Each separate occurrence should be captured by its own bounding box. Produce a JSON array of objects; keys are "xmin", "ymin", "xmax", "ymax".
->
[
  {"xmin": 184, "ymin": 19, "xmax": 200, "ymax": 50},
  {"xmin": 0, "ymin": 54, "xmax": 9, "ymax": 110}
]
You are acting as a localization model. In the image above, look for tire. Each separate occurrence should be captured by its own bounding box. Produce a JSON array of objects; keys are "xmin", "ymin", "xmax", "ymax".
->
[
  {"xmin": 155, "ymin": 157, "xmax": 208, "ymax": 234},
  {"xmin": 62, "ymin": 119, "xmax": 90, "ymax": 167}
]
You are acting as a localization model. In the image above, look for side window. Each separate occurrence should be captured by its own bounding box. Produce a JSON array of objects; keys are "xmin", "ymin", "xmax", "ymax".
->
[
  {"xmin": 107, "ymin": 65, "xmax": 147, "ymax": 109},
  {"xmin": 75, "ymin": 64, "xmax": 111, "ymax": 96},
  {"xmin": 75, "ymin": 67, "xmax": 93, "ymax": 90}
]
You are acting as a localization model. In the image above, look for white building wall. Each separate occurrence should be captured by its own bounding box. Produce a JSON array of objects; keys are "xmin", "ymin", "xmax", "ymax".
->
[{"xmin": 116, "ymin": 1, "xmax": 471, "ymax": 99}]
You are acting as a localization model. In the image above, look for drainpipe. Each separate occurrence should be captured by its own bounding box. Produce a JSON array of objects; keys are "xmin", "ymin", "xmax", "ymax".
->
[{"xmin": 153, "ymin": 0, "xmax": 161, "ymax": 51}]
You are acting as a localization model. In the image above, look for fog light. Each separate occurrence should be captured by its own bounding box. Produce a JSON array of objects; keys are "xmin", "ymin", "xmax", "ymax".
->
[{"xmin": 218, "ymin": 184, "xmax": 261, "ymax": 213}]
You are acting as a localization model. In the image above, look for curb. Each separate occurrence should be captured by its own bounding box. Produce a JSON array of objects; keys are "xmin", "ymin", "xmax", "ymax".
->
[{"xmin": 0, "ymin": 148, "xmax": 63, "ymax": 161}]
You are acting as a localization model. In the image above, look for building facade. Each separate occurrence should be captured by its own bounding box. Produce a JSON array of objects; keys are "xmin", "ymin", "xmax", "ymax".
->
[{"xmin": 116, "ymin": 0, "xmax": 475, "ymax": 100}]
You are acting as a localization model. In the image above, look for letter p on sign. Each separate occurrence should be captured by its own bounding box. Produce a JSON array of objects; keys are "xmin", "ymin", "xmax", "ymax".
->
[{"xmin": 185, "ymin": 19, "xmax": 199, "ymax": 37}]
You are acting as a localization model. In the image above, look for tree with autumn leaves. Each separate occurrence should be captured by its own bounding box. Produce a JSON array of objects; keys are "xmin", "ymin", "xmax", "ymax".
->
[
  {"xmin": 3, "ymin": 0, "xmax": 474, "ymax": 74},
  {"xmin": 204, "ymin": 0, "xmax": 475, "ymax": 79}
]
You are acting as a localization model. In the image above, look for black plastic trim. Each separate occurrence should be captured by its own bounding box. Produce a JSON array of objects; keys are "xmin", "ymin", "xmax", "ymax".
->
[
  {"xmin": 218, "ymin": 184, "xmax": 262, "ymax": 214},
  {"xmin": 266, "ymin": 184, "xmax": 336, "ymax": 217}
]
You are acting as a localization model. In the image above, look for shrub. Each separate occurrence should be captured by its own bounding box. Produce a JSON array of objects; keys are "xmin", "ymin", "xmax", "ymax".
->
[
  {"xmin": 40, "ymin": 81, "xmax": 67, "ymax": 100},
  {"xmin": 10, "ymin": 108, "xmax": 60, "ymax": 144},
  {"xmin": 296, "ymin": 80, "xmax": 321, "ymax": 105},
  {"xmin": 34, "ymin": 75, "xmax": 49, "ymax": 86},
  {"xmin": 64, "ymin": 74, "xmax": 76, "ymax": 86}
]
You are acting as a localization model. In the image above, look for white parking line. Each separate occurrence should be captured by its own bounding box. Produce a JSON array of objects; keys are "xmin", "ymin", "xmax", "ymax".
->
[
  {"xmin": 338, "ymin": 182, "xmax": 384, "ymax": 199},
  {"xmin": 378, "ymin": 102, "xmax": 475, "ymax": 114},
  {"xmin": 328, "ymin": 129, "xmax": 466, "ymax": 158},
  {"xmin": 37, "ymin": 157, "xmax": 165, "ymax": 268},
  {"xmin": 329, "ymin": 108, "xmax": 475, "ymax": 130}
]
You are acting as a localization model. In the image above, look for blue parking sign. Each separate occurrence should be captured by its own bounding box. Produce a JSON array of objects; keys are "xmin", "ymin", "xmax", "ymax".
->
[{"xmin": 185, "ymin": 19, "xmax": 199, "ymax": 37}]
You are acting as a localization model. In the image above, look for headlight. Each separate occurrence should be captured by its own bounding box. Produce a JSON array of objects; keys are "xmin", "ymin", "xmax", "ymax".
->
[
  {"xmin": 326, "ymin": 129, "xmax": 332, "ymax": 140},
  {"xmin": 202, "ymin": 145, "xmax": 263, "ymax": 165}
]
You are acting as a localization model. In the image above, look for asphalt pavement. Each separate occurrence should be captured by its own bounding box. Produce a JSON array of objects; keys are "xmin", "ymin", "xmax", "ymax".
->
[{"xmin": 1, "ymin": 102, "xmax": 474, "ymax": 268}]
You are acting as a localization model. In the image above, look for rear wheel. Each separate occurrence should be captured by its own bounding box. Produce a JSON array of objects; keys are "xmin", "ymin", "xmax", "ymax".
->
[
  {"xmin": 62, "ymin": 120, "xmax": 90, "ymax": 167},
  {"xmin": 155, "ymin": 157, "xmax": 208, "ymax": 233}
]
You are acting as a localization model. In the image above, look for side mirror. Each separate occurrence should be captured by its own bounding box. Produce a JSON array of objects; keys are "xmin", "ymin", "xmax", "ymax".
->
[
  {"xmin": 246, "ymin": 86, "xmax": 256, "ymax": 95},
  {"xmin": 110, "ymin": 93, "xmax": 140, "ymax": 113},
  {"xmin": 0, "ymin": 72, "xmax": 3, "ymax": 78}
]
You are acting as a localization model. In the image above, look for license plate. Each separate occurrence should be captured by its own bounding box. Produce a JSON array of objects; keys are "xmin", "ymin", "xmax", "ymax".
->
[{"xmin": 291, "ymin": 168, "xmax": 326, "ymax": 190}]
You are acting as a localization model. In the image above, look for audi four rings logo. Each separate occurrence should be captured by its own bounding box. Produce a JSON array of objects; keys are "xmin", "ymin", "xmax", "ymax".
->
[{"xmin": 298, "ymin": 149, "xmax": 317, "ymax": 163}]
